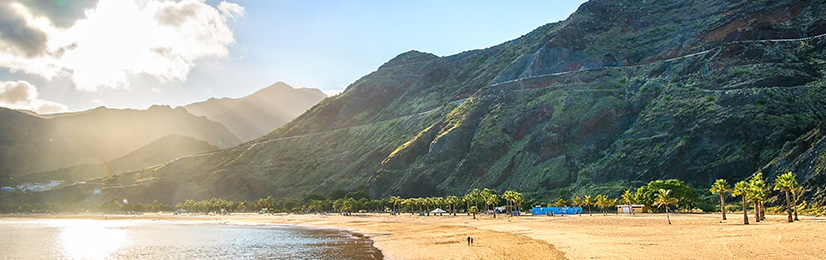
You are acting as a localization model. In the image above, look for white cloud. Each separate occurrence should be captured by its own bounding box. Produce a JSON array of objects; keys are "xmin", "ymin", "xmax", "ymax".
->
[
  {"xmin": 0, "ymin": 0, "xmax": 244, "ymax": 91},
  {"xmin": 0, "ymin": 80, "xmax": 68, "ymax": 114}
]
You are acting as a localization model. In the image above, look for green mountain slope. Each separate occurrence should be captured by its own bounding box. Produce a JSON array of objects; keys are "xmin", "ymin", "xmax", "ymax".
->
[{"xmin": 37, "ymin": 0, "xmax": 826, "ymax": 204}]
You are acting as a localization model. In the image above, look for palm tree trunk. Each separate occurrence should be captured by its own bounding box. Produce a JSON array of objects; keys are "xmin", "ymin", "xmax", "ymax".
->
[
  {"xmin": 719, "ymin": 193, "xmax": 727, "ymax": 220},
  {"xmin": 753, "ymin": 201, "xmax": 760, "ymax": 222},
  {"xmin": 793, "ymin": 203, "xmax": 799, "ymax": 221},
  {"xmin": 742, "ymin": 197, "xmax": 749, "ymax": 225},
  {"xmin": 784, "ymin": 191, "xmax": 793, "ymax": 222},
  {"xmin": 760, "ymin": 202, "xmax": 765, "ymax": 221},
  {"xmin": 666, "ymin": 206, "xmax": 671, "ymax": 225}
]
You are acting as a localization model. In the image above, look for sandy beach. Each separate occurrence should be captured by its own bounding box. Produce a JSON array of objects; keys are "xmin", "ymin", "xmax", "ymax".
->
[{"xmin": 6, "ymin": 212, "xmax": 825, "ymax": 259}]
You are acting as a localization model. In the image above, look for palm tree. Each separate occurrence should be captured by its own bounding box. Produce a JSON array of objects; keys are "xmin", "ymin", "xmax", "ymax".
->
[
  {"xmin": 552, "ymin": 198, "xmax": 568, "ymax": 207},
  {"xmin": 653, "ymin": 189, "xmax": 678, "ymax": 225},
  {"xmin": 445, "ymin": 196, "xmax": 459, "ymax": 216},
  {"xmin": 595, "ymin": 195, "xmax": 608, "ymax": 216},
  {"xmin": 513, "ymin": 192, "xmax": 525, "ymax": 214},
  {"xmin": 389, "ymin": 196, "xmax": 402, "ymax": 214},
  {"xmin": 481, "ymin": 189, "xmax": 499, "ymax": 218},
  {"xmin": 571, "ymin": 196, "xmax": 583, "ymax": 216},
  {"xmin": 749, "ymin": 173, "xmax": 767, "ymax": 222},
  {"xmin": 502, "ymin": 191, "xmax": 517, "ymax": 216},
  {"xmin": 709, "ymin": 179, "xmax": 731, "ymax": 220},
  {"xmin": 773, "ymin": 172, "xmax": 797, "ymax": 223},
  {"xmin": 620, "ymin": 190, "xmax": 636, "ymax": 215},
  {"xmin": 583, "ymin": 195, "xmax": 595, "ymax": 216},
  {"xmin": 791, "ymin": 182, "xmax": 807, "ymax": 221},
  {"xmin": 732, "ymin": 181, "xmax": 750, "ymax": 225}
]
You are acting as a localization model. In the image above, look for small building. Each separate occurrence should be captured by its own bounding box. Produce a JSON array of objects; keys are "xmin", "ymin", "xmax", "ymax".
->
[{"xmin": 616, "ymin": 204, "xmax": 651, "ymax": 214}]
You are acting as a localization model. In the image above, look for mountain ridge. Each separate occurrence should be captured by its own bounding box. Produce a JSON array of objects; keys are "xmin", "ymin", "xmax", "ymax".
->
[{"xmin": 22, "ymin": 0, "xmax": 826, "ymax": 205}]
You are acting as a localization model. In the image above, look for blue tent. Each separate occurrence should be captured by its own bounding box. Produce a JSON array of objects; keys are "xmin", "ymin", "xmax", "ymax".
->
[{"xmin": 531, "ymin": 207, "xmax": 582, "ymax": 215}]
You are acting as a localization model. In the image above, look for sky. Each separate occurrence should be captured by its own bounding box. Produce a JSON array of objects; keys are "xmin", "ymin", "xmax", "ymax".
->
[{"xmin": 0, "ymin": 0, "xmax": 586, "ymax": 114}]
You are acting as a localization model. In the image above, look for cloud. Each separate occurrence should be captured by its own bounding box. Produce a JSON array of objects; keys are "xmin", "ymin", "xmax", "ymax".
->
[
  {"xmin": 0, "ymin": 0, "xmax": 244, "ymax": 91},
  {"xmin": 22, "ymin": 0, "xmax": 99, "ymax": 28},
  {"xmin": 0, "ymin": 1, "xmax": 48, "ymax": 57},
  {"xmin": 0, "ymin": 80, "xmax": 68, "ymax": 114}
]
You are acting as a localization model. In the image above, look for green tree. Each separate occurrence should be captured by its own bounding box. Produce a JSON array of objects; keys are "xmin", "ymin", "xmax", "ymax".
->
[
  {"xmin": 653, "ymin": 189, "xmax": 678, "ymax": 225},
  {"xmin": 791, "ymin": 181, "xmax": 806, "ymax": 221},
  {"xmin": 389, "ymin": 196, "xmax": 402, "ymax": 214},
  {"xmin": 749, "ymin": 173, "xmax": 767, "ymax": 222},
  {"xmin": 709, "ymin": 179, "xmax": 731, "ymax": 220},
  {"xmin": 773, "ymin": 172, "xmax": 798, "ymax": 223},
  {"xmin": 513, "ymin": 192, "xmax": 525, "ymax": 213},
  {"xmin": 469, "ymin": 206, "xmax": 478, "ymax": 219},
  {"xmin": 583, "ymin": 195, "xmax": 595, "ymax": 216},
  {"xmin": 620, "ymin": 190, "xmax": 636, "ymax": 215},
  {"xmin": 635, "ymin": 179, "xmax": 699, "ymax": 210},
  {"xmin": 552, "ymin": 198, "xmax": 568, "ymax": 207},
  {"xmin": 446, "ymin": 196, "xmax": 460, "ymax": 216},
  {"xmin": 732, "ymin": 181, "xmax": 750, "ymax": 225},
  {"xmin": 571, "ymin": 196, "xmax": 583, "ymax": 216},
  {"xmin": 481, "ymin": 188, "xmax": 499, "ymax": 218},
  {"xmin": 595, "ymin": 195, "xmax": 608, "ymax": 216}
]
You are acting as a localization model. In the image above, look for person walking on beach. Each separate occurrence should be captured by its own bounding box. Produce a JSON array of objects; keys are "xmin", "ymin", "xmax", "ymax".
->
[{"xmin": 467, "ymin": 236, "xmax": 471, "ymax": 246}]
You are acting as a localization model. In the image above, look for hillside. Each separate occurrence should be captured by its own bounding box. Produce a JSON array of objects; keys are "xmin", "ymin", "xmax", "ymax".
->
[
  {"xmin": 0, "ymin": 105, "xmax": 239, "ymax": 180},
  {"xmin": 31, "ymin": 0, "xmax": 826, "ymax": 204},
  {"xmin": 9, "ymin": 135, "xmax": 219, "ymax": 185},
  {"xmin": 184, "ymin": 82, "xmax": 327, "ymax": 142}
]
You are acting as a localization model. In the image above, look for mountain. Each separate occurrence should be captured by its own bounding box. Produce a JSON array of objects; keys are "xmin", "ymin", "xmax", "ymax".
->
[
  {"xmin": 0, "ymin": 105, "xmax": 240, "ymax": 181},
  {"xmin": 9, "ymin": 135, "xmax": 219, "ymax": 185},
  {"xmin": 33, "ymin": 0, "xmax": 826, "ymax": 204},
  {"xmin": 183, "ymin": 82, "xmax": 327, "ymax": 142}
]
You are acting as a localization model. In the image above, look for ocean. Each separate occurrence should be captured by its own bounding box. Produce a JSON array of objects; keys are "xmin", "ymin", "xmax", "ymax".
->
[{"xmin": 0, "ymin": 218, "xmax": 382, "ymax": 260}]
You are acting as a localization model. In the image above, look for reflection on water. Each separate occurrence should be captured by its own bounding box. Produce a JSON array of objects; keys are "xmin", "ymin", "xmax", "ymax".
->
[
  {"xmin": 0, "ymin": 218, "xmax": 382, "ymax": 260},
  {"xmin": 51, "ymin": 219, "xmax": 130, "ymax": 259}
]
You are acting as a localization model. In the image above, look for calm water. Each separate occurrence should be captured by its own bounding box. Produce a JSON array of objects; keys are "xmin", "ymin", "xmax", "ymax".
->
[{"xmin": 0, "ymin": 218, "xmax": 382, "ymax": 260}]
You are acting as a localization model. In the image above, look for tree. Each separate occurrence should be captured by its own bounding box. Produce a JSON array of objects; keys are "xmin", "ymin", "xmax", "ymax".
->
[
  {"xmin": 469, "ymin": 206, "xmax": 478, "ymax": 219},
  {"xmin": 445, "ymin": 196, "xmax": 460, "ymax": 216},
  {"xmin": 583, "ymin": 195, "xmax": 595, "ymax": 216},
  {"xmin": 502, "ymin": 191, "xmax": 514, "ymax": 215},
  {"xmin": 571, "ymin": 196, "xmax": 583, "ymax": 216},
  {"xmin": 513, "ymin": 192, "xmax": 525, "ymax": 213},
  {"xmin": 732, "ymin": 181, "xmax": 750, "ymax": 225},
  {"xmin": 653, "ymin": 189, "xmax": 678, "ymax": 225},
  {"xmin": 773, "ymin": 172, "xmax": 797, "ymax": 223},
  {"xmin": 709, "ymin": 179, "xmax": 731, "ymax": 220},
  {"xmin": 552, "ymin": 198, "xmax": 568, "ymax": 207},
  {"xmin": 595, "ymin": 195, "xmax": 608, "ymax": 216},
  {"xmin": 635, "ymin": 179, "xmax": 699, "ymax": 210},
  {"xmin": 791, "ymin": 181, "xmax": 807, "ymax": 221},
  {"xmin": 749, "ymin": 173, "xmax": 767, "ymax": 222},
  {"xmin": 620, "ymin": 190, "xmax": 636, "ymax": 215},
  {"xmin": 481, "ymin": 189, "xmax": 499, "ymax": 218},
  {"xmin": 389, "ymin": 196, "xmax": 402, "ymax": 214}
]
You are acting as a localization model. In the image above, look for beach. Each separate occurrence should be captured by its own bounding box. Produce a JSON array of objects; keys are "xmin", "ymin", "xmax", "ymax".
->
[{"xmin": 6, "ymin": 212, "xmax": 825, "ymax": 259}]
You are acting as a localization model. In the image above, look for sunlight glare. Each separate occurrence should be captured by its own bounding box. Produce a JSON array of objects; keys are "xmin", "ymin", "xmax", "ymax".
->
[{"xmin": 50, "ymin": 219, "xmax": 132, "ymax": 259}]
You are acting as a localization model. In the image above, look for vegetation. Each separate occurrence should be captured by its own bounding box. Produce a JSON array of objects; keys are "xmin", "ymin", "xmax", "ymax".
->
[
  {"xmin": 732, "ymin": 181, "xmax": 751, "ymax": 225},
  {"xmin": 773, "ymin": 172, "xmax": 798, "ymax": 223},
  {"xmin": 709, "ymin": 179, "xmax": 731, "ymax": 220},
  {"xmin": 653, "ymin": 189, "xmax": 678, "ymax": 225}
]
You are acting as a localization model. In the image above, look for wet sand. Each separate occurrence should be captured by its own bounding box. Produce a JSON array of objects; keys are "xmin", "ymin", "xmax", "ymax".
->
[{"xmin": 6, "ymin": 212, "xmax": 825, "ymax": 259}]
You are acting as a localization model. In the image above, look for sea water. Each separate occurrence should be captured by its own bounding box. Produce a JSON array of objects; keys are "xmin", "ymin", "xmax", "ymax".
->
[{"xmin": 0, "ymin": 218, "xmax": 382, "ymax": 260}]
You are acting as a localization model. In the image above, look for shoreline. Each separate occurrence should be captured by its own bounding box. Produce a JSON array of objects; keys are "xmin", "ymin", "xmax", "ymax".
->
[{"xmin": 5, "ymin": 212, "xmax": 826, "ymax": 259}]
